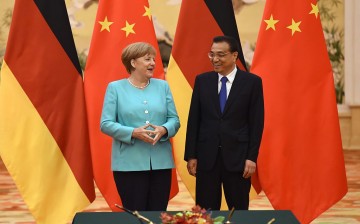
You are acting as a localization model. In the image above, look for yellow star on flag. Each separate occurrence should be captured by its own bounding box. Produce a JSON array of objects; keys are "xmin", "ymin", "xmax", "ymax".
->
[
  {"xmin": 287, "ymin": 19, "xmax": 301, "ymax": 36},
  {"xmin": 309, "ymin": 3, "xmax": 319, "ymax": 18},
  {"xmin": 121, "ymin": 21, "xmax": 136, "ymax": 37},
  {"xmin": 264, "ymin": 14, "xmax": 279, "ymax": 31},
  {"xmin": 143, "ymin": 6, "xmax": 152, "ymax": 21},
  {"xmin": 98, "ymin": 16, "xmax": 113, "ymax": 32}
]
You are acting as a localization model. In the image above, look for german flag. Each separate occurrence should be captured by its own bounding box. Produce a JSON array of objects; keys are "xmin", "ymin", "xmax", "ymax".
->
[
  {"xmin": 0, "ymin": 0, "xmax": 95, "ymax": 223},
  {"xmin": 166, "ymin": 0, "xmax": 251, "ymax": 209}
]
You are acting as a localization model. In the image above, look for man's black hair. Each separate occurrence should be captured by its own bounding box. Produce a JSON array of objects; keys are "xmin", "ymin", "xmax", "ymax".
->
[{"xmin": 213, "ymin": 36, "xmax": 240, "ymax": 57}]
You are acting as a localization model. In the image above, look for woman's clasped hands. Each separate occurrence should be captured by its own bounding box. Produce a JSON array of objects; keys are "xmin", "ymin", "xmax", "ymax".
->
[{"xmin": 132, "ymin": 124, "xmax": 167, "ymax": 145}]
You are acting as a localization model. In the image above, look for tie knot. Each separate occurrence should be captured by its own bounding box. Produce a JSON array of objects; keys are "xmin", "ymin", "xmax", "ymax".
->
[{"xmin": 221, "ymin": 76, "xmax": 228, "ymax": 84}]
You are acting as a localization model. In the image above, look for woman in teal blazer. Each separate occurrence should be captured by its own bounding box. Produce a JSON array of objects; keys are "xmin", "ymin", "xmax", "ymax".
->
[{"xmin": 100, "ymin": 42, "xmax": 180, "ymax": 211}]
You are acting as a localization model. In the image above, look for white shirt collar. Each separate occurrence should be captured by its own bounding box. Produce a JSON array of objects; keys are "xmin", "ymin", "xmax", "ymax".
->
[{"xmin": 218, "ymin": 67, "xmax": 237, "ymax": 83}]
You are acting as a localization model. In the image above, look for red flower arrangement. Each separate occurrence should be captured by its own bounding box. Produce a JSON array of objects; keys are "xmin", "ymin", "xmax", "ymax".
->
[{"xmin": 160, "ymin": 205, "xmax": 225, "ymax": 224}]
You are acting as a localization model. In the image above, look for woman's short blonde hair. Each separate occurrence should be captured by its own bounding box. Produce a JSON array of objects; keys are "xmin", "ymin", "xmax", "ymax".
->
[{"xmin": 121, "ymin": 42, "xmax": 156, "ymax": 74}]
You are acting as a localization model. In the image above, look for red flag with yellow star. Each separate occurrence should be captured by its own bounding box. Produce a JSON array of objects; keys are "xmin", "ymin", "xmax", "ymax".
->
[
  {"xmin": 84, "ymin": 0, "xmax": 178, "ymax": 211},
  {"xmin": 250, "ymin": 1, "xmax": 347, "ymax": 223}
]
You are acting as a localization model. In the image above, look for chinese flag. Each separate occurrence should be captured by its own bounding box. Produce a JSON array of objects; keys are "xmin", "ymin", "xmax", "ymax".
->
[
  {"xmin": 0, "ymin": 0, "xmax": 95, "ymax": 223},
  {"xmin": 166, "ymin": 0, "xmax": 249, "ymax": 209},
  {"xmin": 251, "ymin": 1, "xmax": 347, "ymax": 223},
  {"xmin": 84, "ymin": 0, "xmax": 178, "ymax": 211}
]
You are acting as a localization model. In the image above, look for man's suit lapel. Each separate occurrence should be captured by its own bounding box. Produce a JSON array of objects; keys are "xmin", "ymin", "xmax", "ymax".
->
[
  {"xmin": 209, "ymin": 72, "xmax": 222, "ymax": 116},
  {"xmin": 223, "ymin": 69, "xmax": 246, "ymax": 114}
]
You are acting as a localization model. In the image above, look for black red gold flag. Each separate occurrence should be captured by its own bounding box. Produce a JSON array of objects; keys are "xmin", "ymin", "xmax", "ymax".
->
[
  {"xmin": 167, "ymin": 0, "xmax": 250, "ymax": 209},
  {"xmin": 0, "ymin": 0, "xmax": 95, "ymax": 223}
]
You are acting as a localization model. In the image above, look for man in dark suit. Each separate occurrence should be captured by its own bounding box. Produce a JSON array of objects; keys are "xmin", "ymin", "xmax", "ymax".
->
[{"xmin": 184, "ymin": 36, "xmax": 264, "ymax": 210}]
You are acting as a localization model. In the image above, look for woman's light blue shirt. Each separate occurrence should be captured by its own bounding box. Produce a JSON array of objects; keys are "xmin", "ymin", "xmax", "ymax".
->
[{"xmin": 100, "ymin": 78, "xmax": 180, "ymax": 171}]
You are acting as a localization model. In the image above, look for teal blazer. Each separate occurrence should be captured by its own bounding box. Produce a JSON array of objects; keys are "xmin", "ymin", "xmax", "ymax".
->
[{"xmin": 100, "ymin": 78, "xmax": 180, "ymax": 171}]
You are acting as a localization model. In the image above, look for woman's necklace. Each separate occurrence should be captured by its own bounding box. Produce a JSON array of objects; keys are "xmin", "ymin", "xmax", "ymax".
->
[{"xmin": 127, "ymin": 78, "xmax": 150, "ymax": 89}]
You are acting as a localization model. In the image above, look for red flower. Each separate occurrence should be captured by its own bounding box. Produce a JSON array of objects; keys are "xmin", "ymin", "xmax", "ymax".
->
[{"xmin": 160, "ymin": 205, "xmax": 224, "ymax": 224}]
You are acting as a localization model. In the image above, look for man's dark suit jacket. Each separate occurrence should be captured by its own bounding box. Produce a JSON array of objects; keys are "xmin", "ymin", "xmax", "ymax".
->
[{"xmin": 184, "ymin": 69, "xmax": 264, "ymax": 172}]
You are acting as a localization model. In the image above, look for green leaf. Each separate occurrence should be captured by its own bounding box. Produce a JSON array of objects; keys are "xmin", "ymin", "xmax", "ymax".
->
[{"xmin": 213, "ymin": 216, "xmax": 225, "ymax": 224}]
